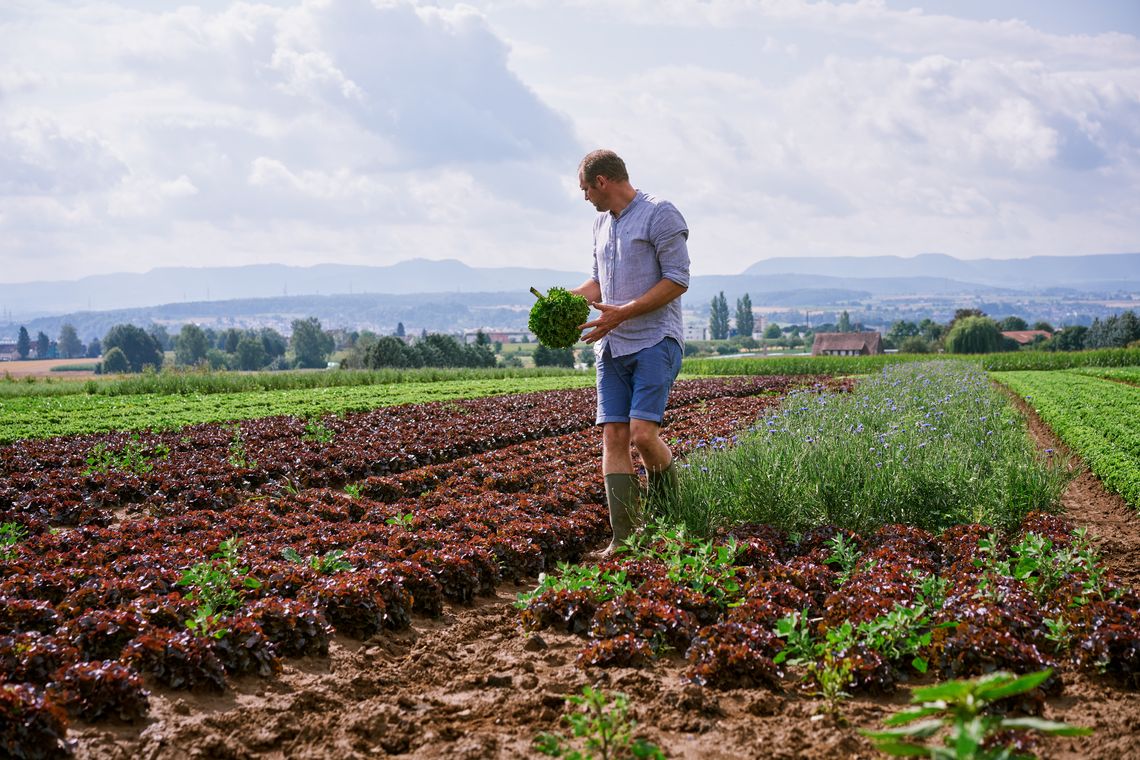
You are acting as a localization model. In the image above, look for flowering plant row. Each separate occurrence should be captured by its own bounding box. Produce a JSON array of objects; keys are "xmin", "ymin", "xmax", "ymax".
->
[{"xmin": 0, "ymin": 376, "xmax": 820, "ymax": 757}]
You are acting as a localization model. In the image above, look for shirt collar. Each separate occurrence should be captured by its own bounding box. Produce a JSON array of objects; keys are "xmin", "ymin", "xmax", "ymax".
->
[{"xmin": 610, "ymin": 190, "xmax": 644, "ymax": 220}]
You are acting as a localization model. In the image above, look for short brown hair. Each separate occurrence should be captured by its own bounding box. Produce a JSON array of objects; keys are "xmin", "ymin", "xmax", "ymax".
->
[{"xmin": 579, "ymin": 149, "xmax": 628, "ymax": 184}]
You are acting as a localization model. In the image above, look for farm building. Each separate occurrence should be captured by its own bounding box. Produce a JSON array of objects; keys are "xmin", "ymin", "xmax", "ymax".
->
[
  {"xmin": 811, "ymin": 331, "xmax": 883, "ymax": 356},
  {"xmin": 1001, "ymin": 330, "xmax": 1053, "ymax": 345}
]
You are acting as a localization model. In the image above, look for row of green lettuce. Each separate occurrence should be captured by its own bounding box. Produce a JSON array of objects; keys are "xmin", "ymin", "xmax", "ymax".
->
[
  {"xmin": 994, "ymin": 370, "xmax": 1140, "ymax": 510},
  {"xmin": 0, "ymin": 375, "xmax": 597, "ymax": 444}
]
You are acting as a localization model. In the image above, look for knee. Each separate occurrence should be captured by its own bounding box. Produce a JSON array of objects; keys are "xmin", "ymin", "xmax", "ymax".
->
[
  {"xmin": 629, "ymin": 422, "xmax": 661, "ymax": 452},
  {"xmin": 602, "ymin": 424, "xmax": 631, "ymax": 451}
]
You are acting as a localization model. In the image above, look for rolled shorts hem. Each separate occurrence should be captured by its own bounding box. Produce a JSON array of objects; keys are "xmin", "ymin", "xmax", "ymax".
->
[
  {"xmin": 629, "ymin": 408, "xmax": 664, "ymax": 424},
  {"xmin": 596, "ymin": 414, "xmax": 630, "ymax": 425}
]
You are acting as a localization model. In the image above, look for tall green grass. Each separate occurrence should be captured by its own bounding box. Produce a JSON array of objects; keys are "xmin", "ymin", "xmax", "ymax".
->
[
  {"xmin": 0, "ymin": 365, "xmax": 588, "ymax": 399},
  {"xmin": 682, "ymin": 347, "xmax": 1140, "ymax": 378},
  {"xmin": 658, "ymin": 361, "xmax": 1070, "ymax": 535}
]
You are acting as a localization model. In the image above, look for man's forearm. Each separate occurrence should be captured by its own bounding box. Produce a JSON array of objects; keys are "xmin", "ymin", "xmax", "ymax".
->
[
  {"xmin": 614, "ymin": 278, "xmax": 687, "ymax": 319},
  {"xmin": 571, "ymin": 279, "xmax": 601, "ymax": 302}
]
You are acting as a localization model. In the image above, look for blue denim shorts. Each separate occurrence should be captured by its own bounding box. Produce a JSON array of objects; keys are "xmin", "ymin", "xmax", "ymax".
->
[{"xmin": 596, "ymin": 337, "xmax": 683, "ymax": 425}]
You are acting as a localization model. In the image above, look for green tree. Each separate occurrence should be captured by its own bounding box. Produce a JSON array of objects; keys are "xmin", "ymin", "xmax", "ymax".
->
[
  {"xmin": 709, "ymin": 292, "xmax": 730, "ymax": 340},
  {"xmin": 259, "ymin": 328, "xmax": 288, "ymax": 361},
  {"xmin": 735, "ymin": 294, "xmax": 754, "ymax": 338},
  {"xmin": 944, "ymin": 316, "xmax": 1003, "ymax": 354},
  {"xmin": 899, "ymin": 336, "xmax": 930, "ymax": 353},
  {"xmin": 16, "ymin": 326, "xmax": 30, "ymax": 359},
  {"xmin": 1044, "ymin": 325, "xmax": 1087, "ymax": 352},
  {"xmin": 919, "ymin": 318, "xmax": 946, "ymax": 344},
  {"xmin": 86, "ymin": 337, "xmax": 102, "ymax": 359},
  {"xmin": 886, "ymin": 320, "xmax": 919, "ymax": 347},
  {"xmin": 35, "ymin": 331, "xmax": 50, "ymax": 358},
  {"xmin": 235, "ymin": 335, "xmax": 268, "ymax": 371},
  {"xmin": 103, "ymin": 324, "xmax": 164, "ymax": 372},
  {"xmin": 58, "ymin": 323, "xmax": 83, "ymax": 359},
  {"xmin": 364, "ymin": 336, "xmax": 414, "ymax": 368},
  {"xmin": 534, "ymin": 345, "xmax": 574, "ymax": 367},
  {"xmin": 578, "ymin": 347, "xmax": 595, "ymax": 368},
  {"xmin": 220, "ymin": 328, "xmax": 242, "ymax": 354},
  {"xmin": 763, "ymin": 323, "xmax": 782, "ymax": 339},
  {"xmin": 836, "ymin": 310, "xmax": 853, "ymax": 333},
  {"xmin": 998, "ymin": 316, "xmax": 1029, "ymax": 331},
  {"xmin": 475, "ymin": 330, "xmax": 490, "ymax": 347},
  {"xmin": 148, "ymin": 324, "xmax": 173, "ymax": 352},
  {"xmin": 1033, "ymin": 321, "xmax": 1055, "ymax": 333},
  {"xmin": 395, "ymin": 322, "xmax": 406, "ymax": 338},
  {"xmin": 290, "ymin": 318, "xmax": 335, "ymax": 368},
  {"xmin": 101, "ymin": 347, "xmax": 130, "ymax": 373},
  {"xmin": 175, "ymin": 324, "xmax": 209, "ymax": 366}
]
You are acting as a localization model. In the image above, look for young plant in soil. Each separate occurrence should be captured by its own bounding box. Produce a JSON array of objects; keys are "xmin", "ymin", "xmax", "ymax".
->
[
  {"xmin": 860, "ymin": 669, "xmax": 1092, "ymax": 759},
  {"xmin": 177, "ymin": 536, "xmax": 261, "ymax": 637},
  {"xmin": 534, "ymin": 685, "xmax": 665, "ymax": 760},
  {"xmin": 0, "ymin": 521, "xmax": 27, "ymax": 561},
  {"xmin": 281, "ymin": 547, "xmax": 354, "ymax": 575}
]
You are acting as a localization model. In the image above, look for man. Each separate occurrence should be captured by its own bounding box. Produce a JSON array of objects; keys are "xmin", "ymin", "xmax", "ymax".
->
[{"xmin": 570, "ymin": 149, "xmax": 690, "ymax": 555}]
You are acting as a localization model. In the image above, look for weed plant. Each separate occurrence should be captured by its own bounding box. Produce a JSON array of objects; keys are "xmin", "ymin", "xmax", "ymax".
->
[
  {"xmin": 659, "ymin": 362, "xmax": 1071, "ymax": 535},
  {"xmin": 535, "ymin": 685, "xmax": 665, "ymax": 760},
  {"xmin": 860, "ymin": 669, "xmax": 1091, "ymax": 758}
]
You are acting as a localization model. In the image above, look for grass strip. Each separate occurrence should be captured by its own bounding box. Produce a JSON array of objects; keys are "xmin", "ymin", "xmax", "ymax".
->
[
  {"xmin": 994, "ymin": 369, "xmax": 1140, "ymax": 509},
  {"xmin": 0, "ymin": 375, "xmax": 596, "ymax": 443},
  {"xmin": 659, "ymin": 361, "xmax": 1069, "ymax": 535}
]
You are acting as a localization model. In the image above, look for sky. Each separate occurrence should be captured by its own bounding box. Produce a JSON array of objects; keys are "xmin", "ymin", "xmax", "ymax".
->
[{"xmin": 1, "ymin": 0, "xmax": 1138, "ymax": 284}]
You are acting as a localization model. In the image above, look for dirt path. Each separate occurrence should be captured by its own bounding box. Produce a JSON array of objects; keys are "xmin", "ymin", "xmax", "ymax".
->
[{"xmin": 73, "ymin": 396, "xmax": 1140, "ymax": 760}]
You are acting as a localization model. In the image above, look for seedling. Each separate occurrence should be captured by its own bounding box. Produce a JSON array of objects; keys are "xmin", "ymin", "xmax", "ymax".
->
[
  {"xmin": 302, "ymin": 419, "xmax": 335, "ymax": 444},
  {"xmin": 227, "ymin": 426, "xmax": 257, "ymax": 469},
  {"xmin": 343, "ymin": 483, "xmax": 362, "ymax": 500},
  {"xmin": 516, "ymin": 564, "xmax": 634, "ymax": 609},
  {"xmin": 1, "ymin": 522, "xmax": 27, "ymax": 561},
  {"xmin": 177, "ymin": 536, "xmax": 261, "ymax": 637},
  {"xmin": 84, "ymin": 434, "xmax": 169, "ymax": 475},
  {"xmin": 860, "ymin": 669, "xmax": 1091, "ymax": 759},
  {"xmin": 282, "ymin": 546, "xmax": 354, "ymax": 575},
  {"xmin": 386, "ymin": 512, "xmax": 416, "ymax": 530},
  {"xmin": 825, "ymin": 533, "xmax": 862, "ymax": 586},
  {"xmin": 534, "ymin": 685, "xmax": 665, "ymax": 760}
]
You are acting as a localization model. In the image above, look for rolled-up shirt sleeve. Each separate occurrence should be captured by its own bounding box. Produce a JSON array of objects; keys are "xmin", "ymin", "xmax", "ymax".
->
[{"xmin": 650, "ymin": 202, "xmax": 690, "ymax": 288}]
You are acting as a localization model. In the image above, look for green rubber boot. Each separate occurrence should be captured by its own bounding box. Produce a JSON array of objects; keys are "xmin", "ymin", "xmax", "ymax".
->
[{"xmin": 603, "ymin": 473, "xmax": 640, "ymax": 555}]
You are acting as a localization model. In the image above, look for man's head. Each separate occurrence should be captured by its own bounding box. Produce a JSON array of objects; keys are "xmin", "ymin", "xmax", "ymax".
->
[
  {"xmin": 579, "ymin": 149, "xmax": 629, "ymax": 186},
  {"xmin": 578, "ymin": 149, "xmax": 635, "ymax": 214}
]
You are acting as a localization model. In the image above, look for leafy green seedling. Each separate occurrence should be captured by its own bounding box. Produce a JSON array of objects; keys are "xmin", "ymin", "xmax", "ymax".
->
[
  {"xmin": 860, "ymin": 669, "xmax": 1091, "ymax": 759},
  {"xmin": 386, "ymin": 512, "xmax": 416, "ymax": 530},
  {"xmin": 1, "ymin": 522, "xmax": 27, "ymax": 561},
  {"xmin": 282, "ymin": 547, "xmax": 354, "ymax": 575},
  {"xmin": 177, "ymin": 536, "xmax": 261, "ymax": 637},
  {"xmin": 534, "ymin": 685, "xmax": 665, "ymax": 760}
]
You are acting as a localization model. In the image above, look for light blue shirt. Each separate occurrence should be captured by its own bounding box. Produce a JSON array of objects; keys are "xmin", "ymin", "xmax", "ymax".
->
[{"xmin": 591, "ymin": 191, "xmax": 690, "ymax": 358}]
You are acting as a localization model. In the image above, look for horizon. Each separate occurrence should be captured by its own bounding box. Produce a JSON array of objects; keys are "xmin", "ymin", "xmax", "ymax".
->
[
  {"xmin": 3, "ymin": 250, "xmax": 1140, "ymax": 289},
  {"xmin": 2, "ymin": 1, "xmax": 1139, "ymax": 285}
]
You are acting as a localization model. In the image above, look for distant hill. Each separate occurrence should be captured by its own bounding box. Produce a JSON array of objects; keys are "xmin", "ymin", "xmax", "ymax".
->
[
  {"xmin": 0, "ymin": 260, "xmax": 589, "ymax": 320},
  {"xmin": 742, "ymin": 252, "xmax": 1140, "ymax": 289},
  {"xmin": 1, "ymin": 253, "xmax": 1136, "ymax": 341}
]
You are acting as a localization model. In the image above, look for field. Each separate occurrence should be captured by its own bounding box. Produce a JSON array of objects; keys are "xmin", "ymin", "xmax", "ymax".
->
[
  {"xmin": 0, "ymin": 359, "xmax": 98, "ymax": 380},
  {"xmin": 994, "ymin": 369, "xmax": 1140, "ymax": 509},
  {"xmin": 2, "ymin": 361, "xmax": 1139, "ymax": 759}
]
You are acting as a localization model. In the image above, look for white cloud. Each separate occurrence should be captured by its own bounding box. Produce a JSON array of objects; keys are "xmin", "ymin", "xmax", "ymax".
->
[{"xmin": 0, "ymin": 0, "xmax": 1138, "ymax": 284}]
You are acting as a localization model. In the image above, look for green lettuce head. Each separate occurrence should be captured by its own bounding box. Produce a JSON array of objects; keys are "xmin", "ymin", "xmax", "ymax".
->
[{"xmin": 528, "ymin": 287, "xmax": 590, "ymax": 349}]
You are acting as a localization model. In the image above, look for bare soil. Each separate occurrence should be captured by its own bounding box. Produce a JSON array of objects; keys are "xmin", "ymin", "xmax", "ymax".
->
[{"xmin": 72, "ymin": 404, "xmax": 1140, "ymax": 760}]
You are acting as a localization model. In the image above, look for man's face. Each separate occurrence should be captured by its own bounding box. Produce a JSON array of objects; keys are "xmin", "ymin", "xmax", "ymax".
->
[{"xmin": 579, "ymin": 171, "xmax": 607, "ymax": 212}]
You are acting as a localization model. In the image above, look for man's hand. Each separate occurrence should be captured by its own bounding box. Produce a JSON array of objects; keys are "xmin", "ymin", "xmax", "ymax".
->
[{"xmin": 579, "ymin": 301, "xmax": 628, "ymax": 343}]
